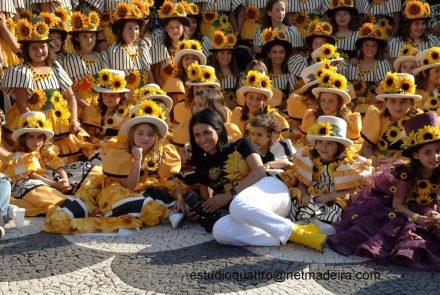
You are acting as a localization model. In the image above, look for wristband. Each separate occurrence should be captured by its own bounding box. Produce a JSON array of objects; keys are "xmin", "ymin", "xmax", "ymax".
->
[
  {"xmin": 411, "ymin": 213, "xmax": 420, "ymax": 222},
  {"xmin": 229, "ymin": 187, "xmax": 238, "ymax": 198}
]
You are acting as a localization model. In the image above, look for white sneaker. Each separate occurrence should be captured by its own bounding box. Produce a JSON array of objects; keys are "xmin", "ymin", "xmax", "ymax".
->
[
  {"xmin": 169, "ymin": 211, "xmax": 184, "ymax": 229},
  {"xmin": 312, "ymin": 218, "xmax": 336, "ymax": 235},
  {"xmin": 0, "ymin": 225, "xmax": 5, "ymax": 239}
]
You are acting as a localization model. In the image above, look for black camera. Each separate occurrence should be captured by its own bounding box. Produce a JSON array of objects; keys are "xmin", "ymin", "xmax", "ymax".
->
[{"xmin": 183, "ymin": 191, "xmax": 229, "ymax": 232}]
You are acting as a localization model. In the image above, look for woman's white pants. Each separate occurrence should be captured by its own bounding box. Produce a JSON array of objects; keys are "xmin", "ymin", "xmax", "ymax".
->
[{"xmin": 212, "ymin": 176, "xmax": 294, "ymax": 246}]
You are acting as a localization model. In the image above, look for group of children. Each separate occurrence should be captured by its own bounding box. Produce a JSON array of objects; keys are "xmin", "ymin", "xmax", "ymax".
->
[{"xmin": 0, "ymin": 0, "xmax": 439, "ymax": 272}]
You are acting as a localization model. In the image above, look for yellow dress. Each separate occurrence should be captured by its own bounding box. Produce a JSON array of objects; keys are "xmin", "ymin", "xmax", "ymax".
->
[
  {"xmin": 4, "ymin": 148, "xmax": 66, "ymax": 216},
  {"xmin": 44, "ymin": 144, "xmax": 182, "ymax": 234},
  {"xmin": 81, "ymin": 103, "xmax": 129, "ymax": 140}
]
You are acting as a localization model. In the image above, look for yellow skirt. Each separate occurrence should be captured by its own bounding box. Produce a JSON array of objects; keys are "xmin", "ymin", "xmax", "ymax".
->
[
  {"xmin": 11, "ymin": 185, "xmax": 66, "ymax": 217},
  {"xmin": 0, "ymin": 38, "xmax": 20, "ymax": 68},
  {"xmin": 241, "ymin": 20, "xmax": 261, "ymax": 41}
]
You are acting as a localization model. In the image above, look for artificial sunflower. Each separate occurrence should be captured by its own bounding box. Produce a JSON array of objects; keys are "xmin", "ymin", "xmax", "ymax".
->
[
  {"xmin": 386, "ymin": 125, "xmax": 401, "ymax": 142},
  {"xmin": 189, "ymin": 40, "xmax": 202, "ymax": 51},
  {"xmin": 175, "ymin": 3, "xmax": 186, "ymax": 16},
  {"xmin": 245, "ymin": 70, "xmax": 259, "ymax": 86},
  {"xmin": 260, "ymin": 75, "xmax": 272, "ymax": 89},
  {"xmin": 223, "ymin": 150, "xmax": 250, "ymax": 182},
  {"xmin": 382, "ymin": 72, "xmax": 399, "ymax": 92},
  {"xmin": 115, "ymin": 2, "xmax": 132, "ymax": 19},
  {"xmin": 218, "ymin": 14, "xmax": 229, "ymax": 26},
  {"xmin": 399, "ymin": 75, "xmax": 415, "ymax": 94},
  {"xmin": 145, "ymin": 158, "xmax": 160, "ymax": 172},
  {"xmin": 261, "ymin": 28, "xmax": 274, "ymax": 44},
  {"xmin": 17, "ymin": 19, "xmax": 33, "ymax": 41},
  {"xmin": 375, "ymin": 28, "xmax": 384, "ymax": 39},
  {"xmin": 73, "ymin": 75, "xmax": 96, "ymax": 100},
  {"xmin": 428, "ymin": 47, "xmax": 440, "ymax": 64},
  {"xmin": 34, "ymin": 22, "xmax": 49, "ymax": 39},
  {"xmin": 321, "ymin": 22, "xmax": 332, "ymax": 35},
  {"xmin": 138, "ymin": 99, "xmax": 161, "ymax": 117},
  {"xmin": 39, "ymin": 12, "xmax": 56, "ymax": 28},
  {"xmin": 71, "ymin": 11, "xmax": 86, "ymax": 30},
  {"xmin": 28, "ymin": 89, "xmax": 47, "ymax": 111},
  {"xmin": 359, "ymin": 23, "xmax": 374, "ymax": 37},
  {"xmin": 417, "ymin": 125, "xmax": 440, "ymax": 143},
  {"xmin": 131, "ymin": 5, "xmax": 142, "ymax": 18},
  {"xmin": 404, "ymin": 0, "xmax": 426, "ymax": 19},
  {"xmin": 275, "ymin": 30, "xmax": 287, "ymax": 40},
  {"xmin": 53, "ymin": 103, "xmax": 70, "ymax": 123},
  {"xmin": 378, "ymin": 138, "xmax": 388, "ymax": 151},
  {"xmin": 318, "ymin": 69, "xmax": 333, "ymax": 86},
  {"xmin": 189, "ymin": 3, "xmax": 199, "ymax": 15},
  {"xmin": 245, "ymin": 6, "xmax": 260, "ymax": 21},
  {"xmin": 103, "ymin": 115, "xmax": 117, "ymax": 128},
  {"xmin": 378, "ymin": 17, "xmax": 390, "ymax": 29},
  {"xmin": 400, "ymin": 43, "xmax": 418, "ymax": 56},
  {"xmin": 320, "ymin": 44, "xmax": 338, "ymax": 59},
  {"xmin": 111, "ymin": 75, "xmax": 127, "ymax": 91},
  {"xmin": 20, "ymin": 9, "xmax": 32, "ymax": 20},
  {"xmin": 292, "ymin": 12, "xmax": 308, "ymax": 28},
  {"xmin": 227, "ymin": 34, "xmax": 237, "ymax": 46},
  {"xmin": 116, "ymin": 105, "xmax": 129, "ymax": 117},
  {"xmin": 54, "ymin": 7, "xmax": 69, "ymax": 23},
  {"xmin": 50, "ymin": 91, "xmax": 63, "ymax": 106},
  {"xmin": 417, "ymin": 179, "xmax": 431, "ymax": 195},
  {"xmin": 333, "ymin": 76, "xmax": 347, "ymax": 90},
  {"xmin": 126, "ymin": 70, "xmax": 141, "ymax": 90},
  {"xmin": 187, "ymin": 62, "xmax": 201, "ymax": 81},
  {"xmin": 100, "ymin": 12, "xmax": 111, "ymax": 26},
  {"xmin": 200, "ymin": 66, "xmax": 215, "ymax": 83},
  {"xmin": 353, "ymin": 80, "xmax": 367, "ymax": 96},
  {"xmin": 212, "ymin": 30, "xmax": 227, "ymax": 49},
  {"xmin": 88, "ymin": 11, "xmax": 100, "ymax": 29},
  {"xmin": 98, "ymin": 69, "xmax": 113, "ymax": 87},
  {"xmin": 203, "ymin": 10, "xmax": 218, "ymax": 24}
]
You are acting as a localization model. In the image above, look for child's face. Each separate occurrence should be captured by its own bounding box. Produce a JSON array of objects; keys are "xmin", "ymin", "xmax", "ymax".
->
[
  {"xmin": 400, "ymin": 61, "xmax": 417, "ymax": 75},
  {"xmin": 268, "ymin": 1, "xmax": 286, "ymax": 23},
  {"xmin": 215, "ymin": 50, "xmax": 232, "ymax": 67},
  {"xmin": 182, "ymin": 54, "xmax": 200, "ymax": 71},
  {"xmin": 122, "ymin": 21, "xmax": 140, "ymax": 44},
  {"xmin": 410, "ymin": 20, "xmax": 427, "ymax": 38},
  {"xmin": 188, "ymin": 16, "xmax": 198, "ymax": 36},
  {"xmin": 311, "ymin": 37, "xmax": 327, "ymax": 51},
  {"xmin": 165, "ymin": 19, "xmax": 184, "ymax": 41},
  {"xmin": 49, "ymin": 32, "xmax": 63, "ymax": 52},
  {"xmin": 25, "ymin": 132, "xmax": 45, "ymax": 152},
  {"xmin": 250, "ymin": 126, "xmax": 271, "ymax": 152},
  {"xmin": 102, "ymin": 93, "xmax": 122, "ymax": 109},
  {"xmin": 316, "ymin": 140, "xmax": 339, "ymax": 161},
  {"xmin": 29, "ymin": 42, "xmax": 49, "ymax": 64},
  {"xmin": 192, "ymin": 95, "xmax": 207, "ymax": 114},
  {"xmin": 335, "ymin": 10, "xmax": 351, "ymax": 27},
  {"xmin": 361, "ymin": 40, "xmax": 378, "ymax": 59},
  {"xmin": 76, "ymin": 32, "xmax": 96, "ymax": 53},
  {"xmin": 268, "ymin": 45, "xmax": 286, "ymax": 66},
  {"xmin": 428, "ymin": 67, "xmax": 440, "ymax": 85},
  {"xmin": 133, "ymin": 123, "xmax": 155, "ymax": 152},
  {"xmin": 414, "ymin": 142, "xmax": 440, "ymax": 171},
  {"xmin": 319, "ymin": 92, "xmax": 339, "ymax": 115},
  {"xmin": 245, "ymin": 92, "xmax": 266, "ymax": 114},
  {"xmin": 385, "ymin": 97, "xmax": 413, "ymax": 121}
]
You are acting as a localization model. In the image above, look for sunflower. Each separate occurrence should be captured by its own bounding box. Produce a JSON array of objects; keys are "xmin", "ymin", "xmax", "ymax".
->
[
  {"xmin": 292, "ymin": 12, "xmax": 308, "ymax": 28},
  {"xmin": 261, "ymin": 27, "xmax": 275, "ymax": 44},
  {"xmin": 34, "ymin": 22, "xmax": 49, "ymax": 39},
  {"xmin": 39, "ymin": 12, "xmax": 56, "ymax": 28},
  {"xmin": 138, "ymin": 99, "xmax": 161, "ymax": 117},
  {"xmin": 378, "ymin": 17, "xmax": 390, "ymax": 29},
  {"xmin": 353, "ymin": 80, "xmax": 367, "ymax": 96},
  {"xmin": 175, "ymin": 3, "xmax": 186, "ymax": 16},
  {"xmin": 189, "ymin": 3, "xmax": 199, "ymax": 15},
  {"xmin": 332, "ymin": 74, "xmax": 347, "ymax": 90},
  {"xmin": 320, "ymin": 44, "xmax": 337, "ymax": 59},
  {"xmin": 98, "ymin": 69, "xmax": 113, "ymax": 87},
  {"xmin": 126, "ymin": 70, "xmax": 141, "ymax": 90},
  {"xmin": 88, "ymin": 11, "xmax": 100, "ymax": 29},
  {"xmin": 382, "ymin": 72, "xmax": 398, "ymax": 92},
  {"xmin": 245, "ymin": 70, "xmax": 259, "ymax": 86},
  {"xmin": 71, "ymin": 12, "xmax": 87, "ymax": 30},
  {"xmin": 359, "ymin": 23, "xmax": 374, "ymax": 37},
  {"xmin": 187, "ymin": 62, "xmax": 201, "ymax": 81},
  {"xmin": 260, "ymin": 75, "xmax": 272, "ymax": 89},
  {"xmin": 200, "ymin": 66, "xmax": 215, "ymax": 83},
  {"xmin": 321, "ymin": 22, "xmax": 332, "ymax": 35},
  {"xmin": 203, "ymin": 10, "xmax": 218, "ymax": 24},
  {"xmin": 366, "ymin": 13, "xmax": 376, "ymax": 24},
  {"xmin": 20, "ymin": 9, "xmax": 32, "ymax": 20},
  {"xmin": 103, "ymin": 114, "xmax": 116, "ymax": 128},
  {"xmin": 426, "ymin": 96, "xmax": 439, "ymax": 110},
  {"xmin": 28, "ymin": 89, "xmax": 47, "ymax": 111},
  {"xmin": 100, "ymin": 12, "xmax": 111, "ymax": 25},
  {"xmin": 131, "ymin": 5, "xmax": 142, "ymax": 18},
  {"xmin": 399, "ymin": 75, "xmax": 415, "ymax": 94},
  {"xmin": 245, "ymin": 6, "xmax": 260, "ymax": 21},
  {"xmin": 428, "ymin": 48, "xmax": 440, "ymax": 64},
  {"xmin": 310, "ymin": 122, "xmax": 333, "ymax": 136},
  {"xmin": 17, "ymin": 19, "xmax": 33, "ymax": 40},
  {"xmin": 400, "ymin": 43, "xmax": 418, "ymax": 56},
  {"xmin": 416, "ymin": 193, "xmax": 433, "ymax": 205},
  {"xmin": 318, "ymin": 69, "xmax": 333, "ymax": 86},
  {"xmin": 145, "ymin": 159, "xmax": 160, "ymax": 172},
  {"xmin": 53, "ymin": 103, "xmax": 70, "ymax": 123},
  {"xmin": 386, "ymin": 125, "xmax": 401, "ymax": 142},
  {"xmin": 163, "ymin": 60, "xmax": 178, "ymax": 78},
  {"xmin": 50, "ymin": 91, "xmax": 63, "ymax": 106},
  {"xmin": 417, "ymin": 179, "xmax": 431, "ymax": 195},
  {"xmin": 189, "ymin": 40, "xmax": 202, "ymax": 51},
  {"xmin": 111, "ymin": 75, "xmax": 127, "ymax": 91},
  {"xmin": 211, "ymin": 30, "xmax": 227, "ymax": 49},
  {"xmin": 275, "ymin": 30, "xmax": 287, "ymax": 40},
  {"xmin": 417, "ymin": 125, "xmax": 439, "ymax": 143},
  {"xmin": 218, "ymin": 14, "xmax": 229, "ymax": 26},
  {"xmin": 226, "ymin": 34, "xmax": 237, "ymax": 47},
  {"xmin": 54, "ymin": 7, "xmax": 68, "ymax": 22},
  {"xmin": 6, "ymin": 18, "xmax": 15, "ymax": 34},
  {"xmin": 404, "ymin": 0, "xmax": 426, "ymax": 19},
  {"xmin": 223, "ymin": 150, "xmax": 250, "ymax": 181},
  {"xmin": 375, "ymin": 28, "xmax": 384, "ymax": 39},
  {"xmin": 116, "ymin": 2, "xmax": 132, "ymax": 19},
  {"xmin": 116, "ymin": 105, "xmax": 129, "ymax": 117},
  {"xmin": 378, "ymin": 138, "xmax": 388, "ymax": 151}
]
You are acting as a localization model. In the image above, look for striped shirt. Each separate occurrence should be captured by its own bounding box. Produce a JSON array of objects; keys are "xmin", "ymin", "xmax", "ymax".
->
[
  {"xmin": 63, "ymin": 52, "xmax": 109, "ymax": 82},
  {"xmin": 150, "ymin": 34, "xmax": 171, "ymax": 66},
  {"xmin": 12, "ymin": 0, "xmax": 25, "ymax": 9},
  {"xmin": 323, "ymin": 0, "xmax": 368, "ymax": 14},
  {"xmin": 0, "ymin": 0, "xmax": 16, "ymax": 18},
  {"xmin": 270, "ymin": 73, "xmax": 296, "ymax": 94},
  {"xmin": 200, "ymin": 0, "xmax": 240, "ymax": 12},
  {"xmin": 287, "ymin": 0, "xmax": 326, "ymax": 15},
  {"xmin": 388, "ymin": 35, "xmax": 440, "ymax": 59},
  {"xmin": 288, "ymin": 55, "xmax": 308, "ymax": 78},
  {"xmin": 346, "ymin": 59, "xmax": 391, "ymax": 83},
  {"xmin": 359, "ymin": 0, "xmax": 401, "ymax": 17},
  {"xmin": 220, "ymin": 75, "xmax": 239, "ymax": 91},
  {"xmin": 254, "ymin": 25, "xmax": 303, "ymax": 48},
  {"xmin": 105, "ymin": 0, "xmax": 125, "ymax": 11},
  {"xmin": 335, "ymin": 31, "xmax": 359, "ymax": 61},
  {"xmin": 1, "ymin": 62, "xmax": 73, "ymax": 98},
  {"xmin": 29, "ymin": 0, "xmax": 72, "ymax": 11},
  {"xmin": 107, "ymin": 41, "xmax": 152, "ymax": 75},
  {"xmin": 241, "ymin": 0, "xmax": 269, "ymax": 9}
]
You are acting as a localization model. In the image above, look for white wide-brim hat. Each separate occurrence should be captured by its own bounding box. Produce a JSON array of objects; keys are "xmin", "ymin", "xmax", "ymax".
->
[
  {"xmin": 412, "ymin": 48, "xmax": 440, "ymax": 76},
  {"xmin": 120, "ymin": 115, "xmax": 168, "ymax": 138},
  {"xmin": 143, "ymin": 94, "xmax": 173, "ymax": 114},
  {"xmin": 376, "ymin": 93, "xmax": 422, "ymax": 101},
  {"xmin": 306, "ymin": 115, "xmax": 353, "ymax": 147},
  {"xmin": 12, "ymin": 111, "xmax": 54, "ymax": 142},
  {"xmin": 185, "ymin": 81, "xmax": 221, "ymax": 89},
  {"xmin": 312, "ymin": 87, "xmax": 351, "ymax": 105},
  {"xmin": 173, "ymin": 49, "xmax": 207, "ymax": 66},
  {"xmin": 93, "ymin": 69, "xmax": 130, "ymax": 93},
  {"xmin": 393, "ymin": 56, "xmax": 417, "ymax": 72},
  {"xmin": 237, "ymin": 86, "xmax": 273, "ymax": 101}
]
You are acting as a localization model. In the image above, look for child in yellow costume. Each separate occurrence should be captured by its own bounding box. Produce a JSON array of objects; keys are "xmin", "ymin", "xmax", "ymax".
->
[
  {"xmin": 3, "ymin": 112, "xmax": 68, "ymax": 216},
  {"xmin": 44, "ymin": 100, "xmax": 184, "ymax": 234}
]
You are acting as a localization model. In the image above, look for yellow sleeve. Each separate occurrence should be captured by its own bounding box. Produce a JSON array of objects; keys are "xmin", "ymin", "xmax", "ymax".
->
[
  {"xmin": 346, "ymin": 112, "xmax": 362, "ymax": 140},
  {"xmin": 287, "ymin": 94, "xmax": 312, "ymax": 120},
  {"xmin": 225, "ymin": 122, "xmax": 242, "ymax": 142},
  {"xmin": 173, "ymin": 102, "xmax": 192, "ymax": 124},
  {"xmin": 40, "ymin": 146, "xmax": 65, "ymax": 171},
  {"xmin": 361, "ymin": 106, "xmax": 381, "ymax": 146},
  {"xmin": 157, "ymin": 144, "xmax": 181, "ymax": 180},
  {"xmin": 101, "ymin": 148, "xmax": 134, "ymax": 177},
  {"xmin": 4, "ymin": 152, "xmax": 45, "ymax": 181},
  {"xmin": 300, "ymin": 109, "xmax": 317, "ymax": 134},
  {"xmin": 81, "ymin": 105, "xmax": 102, "ymax": 127},
  {"xmin": 231, "ymin": 107, "xmax": 245, "ymax": 134},
  {"xmin": 225, "ymin": 108, "xmax": 232, "ymax": 123}
]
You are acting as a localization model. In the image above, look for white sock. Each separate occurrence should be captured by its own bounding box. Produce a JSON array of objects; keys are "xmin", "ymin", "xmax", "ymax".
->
[{"xmin": 312, "ymin": 218, "xmax": 335, "ymax": 235}]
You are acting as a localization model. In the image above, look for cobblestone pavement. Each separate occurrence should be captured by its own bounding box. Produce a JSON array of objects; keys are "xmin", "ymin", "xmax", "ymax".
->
[{"xmin": 0, "ymin": 218, "xmax": 437, "ymax": 294}]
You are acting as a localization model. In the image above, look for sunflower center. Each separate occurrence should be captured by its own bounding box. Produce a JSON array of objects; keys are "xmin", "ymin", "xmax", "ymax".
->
[
  {"xmin": 205, "ymin": 12, "xmax": 215, "ymax": 20},
  {"xmin": 148, "ymin": 161, "xmax": 155, "ymax": 167},
  {"xmin": 419, "ymin": 181, "xmax": 428, "ymax": 189},
  {"xmin": 334, "ymin": 80, "xmax": 342, "ymax": 88},
  {"xmin": 114, "ymin": 81, "xmax": 121, "ymax": 87},
  {"xmin": 55, "ymin": 110, "xmax": 62, "ymax": 117},
  {"xmin": 323, "ymin": 75, "xmax": 330, "ymax": 83},
  {"xmin": 423, "ymin": 133, "xmax": 433, "ymax": 140},
  {"xmin": 204, "ymin": 72, "xmax": 211, "ymax": 79},
  {"xmin": 249, "ymin": 76, "xmax": 256, "ymax": 83},
  {"xmin": 401, "ymin": 83, "xmax": 410, "ymax": 91},
  {"xmin": 261, "ymin": 80, "xmax": 268, "ymax": 88},
  {"xmin": 386, "ymin": 78, "xmax": 393, "ymax": 86},
  {"xmin": 324, "ymin": 49, "xmax": 331, "ymax": 55},
  {"xmin": 144, "ymin": 106, "xmax": 153, "ymax": 114},
  {"xmin": 390, "ymin": 130, "xmax": 398, "ymax": 137},
  {"xmin": 318, "ymin": 127, "xmax": 327, "ymax": 135},
  {"xmin": 409, "ymin": 6, "xmax": 421, "ymax": 15},
  {"xmin": 432, "ymin": 52, "xmax": 439, "ymax": 60},
  {"xmin": 107, "ymin": 118, "xmax": 114, "ymax": 124}
]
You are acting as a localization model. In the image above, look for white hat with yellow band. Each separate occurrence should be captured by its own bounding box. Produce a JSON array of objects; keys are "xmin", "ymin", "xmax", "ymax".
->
[
  {"xmin": 307, "ymin": 115, "xmax": 353, "ymax": 147},
  {"xmin": 412, "ymin": 47, "xmax": 440, "ymax": 76},
  {"xmin": 311, "ymin": 70, "xmax": 351, "ymax": 104},
  {"xmin": 237, "ymin": 70, "xmax": 273, "ymax": 101},
  {"xmin": 94, "ymin": 69, "xmax": 130, "ymax": 94},
  {"xmin": 173, "ymin": 39, "xmax": 207, "ymax": 66},
  {"xmin": 185, "ymin": 63, "xmax": 220, "ymax": 89},
  {"xmin": 376, "ymin": 72, "xmax": 422, "ymax": 101},
  {"xmin": 393, "ymin": 44, "xmax": 419, "ymax": 72},
  {"xmin": 12, "ymin": 111, "xmax": 54, "ymax": 142}
]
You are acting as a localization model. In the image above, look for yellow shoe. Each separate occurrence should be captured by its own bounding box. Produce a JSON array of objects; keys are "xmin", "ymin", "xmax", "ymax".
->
[
  {"xmin": 305, "ymin": 222, "xmax": 323, "ymax": 234},
  {"xmin": 289, "ymin": 224, "xmax": 327, "ymax": 252}
]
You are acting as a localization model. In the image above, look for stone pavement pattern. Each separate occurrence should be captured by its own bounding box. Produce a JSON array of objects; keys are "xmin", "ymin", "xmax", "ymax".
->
[{"xmin": 0, "ymin": 218, "xmax": 438, "ymax": 294}]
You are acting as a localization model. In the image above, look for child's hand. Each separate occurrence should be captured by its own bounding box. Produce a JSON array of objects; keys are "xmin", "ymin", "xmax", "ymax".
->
[
  {"xmin": 55, "ymin": 179, "xmax": 71, "ymax": 193},
  {"xmin": 71, "ymin": 120, "xmax": 81, "ymax": 134},
  {"xmin": 415, "ymin": 215, "xmax": 435, "ymax": 227},
  {"xmin": 173, "ymin": 200, "xmax": 188, "ymax": 215},
  {"xmin": 131, "ymin": 146, "xmax": 143, "ymax": 160},
  {"xmin": 300, "ymin": 194, "xmax": 310, "ymax": 206}
]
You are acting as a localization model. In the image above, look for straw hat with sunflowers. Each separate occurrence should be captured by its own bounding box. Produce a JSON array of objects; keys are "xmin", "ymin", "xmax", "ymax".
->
[
  {"xmin": 355, "ymin": 22, "xmax": 387, "ymax": 51},
  {"xmin": 94, "ymin": 69, "xmax": 130, "ymax": 94},
  {"xmin": 307, "ymin": 115, "xmax": 353, "ymax": 147},
  {"xmin": 158, "ymin": 0, "xmax": 190, "ymax": 27},
  {"xmin": 16, "ymin": 14, "xmax": 51, "ymax": 44},
  {"xmin": 12, "ymin": 111, "xmax": 54, "ymax": 142},
  {"xmin": 326, "ymin": 0, "xmax": 358, "ymax": 18},
  {"xmin": 185, "ymin": 63, "xmax": 220, "ymax": 89},
  {"xmin": 237, "ymin": 70, "xmax": 273, "ymax": 101},
  {"xmin": 111, "ymin": 1, "xmax": 151, "ymax": 34},
  {"xmin": 402, "ymin": 0, "xmax": 431, "ymax": 22},
  {"xmin": 312, "ymin": 70, "xmax": 351, "ymax": 104},
  {"xmin": 305, "ymin": 21, "xmax": 335, "ymax": 48},
  {"xmin": 393, "ymin": 44, "xmax": 419, "ymax": 72},
  {"xmin": 261, "ymin": 27, "xmax": 292, "ymax": 58},
  {"xmin": 173, "ymin": 39, "xmax": 207, "ymax": 66},
  {"xmin": 210, "ymin": 30, "xmax": 237, "ymax": 52}
]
